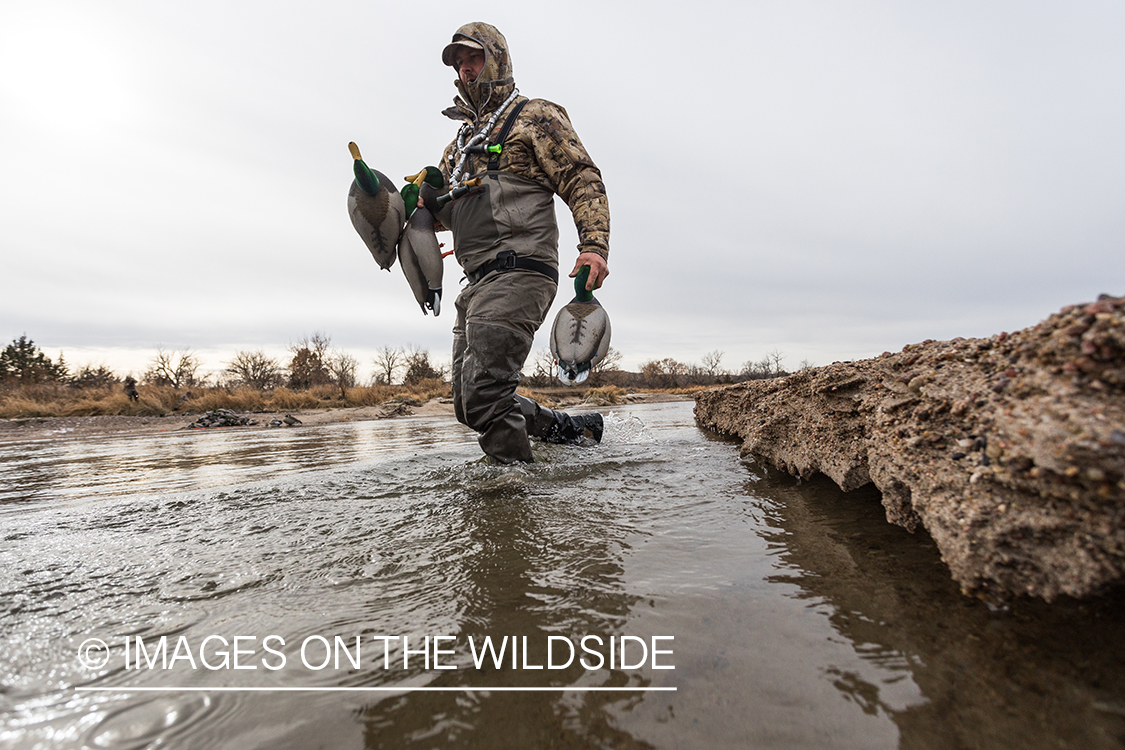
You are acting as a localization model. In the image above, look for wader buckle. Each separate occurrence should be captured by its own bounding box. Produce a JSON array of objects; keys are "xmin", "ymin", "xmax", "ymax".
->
[{"xmin": 466, "ymin": 251, "xmax": 559, "ymax": 285}]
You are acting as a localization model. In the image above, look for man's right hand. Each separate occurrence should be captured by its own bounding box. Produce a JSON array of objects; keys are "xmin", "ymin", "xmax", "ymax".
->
[{"xmin": 570, "ymin": 252, "xmax": 609, "ymax": 291}]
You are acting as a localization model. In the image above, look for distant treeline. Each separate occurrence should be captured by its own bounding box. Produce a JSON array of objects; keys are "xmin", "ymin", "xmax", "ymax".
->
[
  {"xmin": 0, "ymin": 334, "xmax": 444, "ymax": 394},
  {"xmin": 0, "ymin": 335, "xmax": 809, "ymax": 418},
  {"xmin": 523, "ymin": 347, "xmax": 811, "ymax": 389}
]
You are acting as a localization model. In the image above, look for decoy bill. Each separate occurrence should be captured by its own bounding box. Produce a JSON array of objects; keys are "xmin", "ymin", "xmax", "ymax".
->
[
  {"xmin": 550, "ymin": 266, "xmax": 612, "ymax": 384},
  {"xmin": 347, "ymin": 142, "xmax": 405, "ymax": 271}
]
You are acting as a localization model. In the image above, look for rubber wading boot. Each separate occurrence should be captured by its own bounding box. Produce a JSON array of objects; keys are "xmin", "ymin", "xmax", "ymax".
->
[{"xmin": 543, "ymin": 412, "xmax": 603, "ymax": 445}]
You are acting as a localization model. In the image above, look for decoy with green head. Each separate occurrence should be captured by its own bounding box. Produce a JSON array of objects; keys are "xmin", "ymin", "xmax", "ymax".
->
[
  {"xmin": 347, "ymin": 141, "xmax": 404, "ymax": 271},
  {"xmin": 398, "ymin": 167, "xmax": 446, "ymax": 315},
  {"xmin": 550, "ymin": 265, "xmax": 612, "ymax": 384},
  {"xmin": 415, "ymin": 165, "xmax": 455, "ymax": 228}
]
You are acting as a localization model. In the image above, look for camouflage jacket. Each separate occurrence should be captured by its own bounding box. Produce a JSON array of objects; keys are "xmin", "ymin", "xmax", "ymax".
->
[{"xmin": 436, "ymin": 22, "xmax": 610, "ymax": 263}]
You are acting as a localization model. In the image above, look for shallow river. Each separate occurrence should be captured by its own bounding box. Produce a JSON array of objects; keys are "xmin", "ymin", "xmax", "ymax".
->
[{"xmin": 1, "ymin": 401, "xmax": 1123, "ymax": 749}]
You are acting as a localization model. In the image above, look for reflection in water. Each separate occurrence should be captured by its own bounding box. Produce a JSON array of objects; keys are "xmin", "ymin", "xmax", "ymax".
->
[
  {"xmin": 1, "ymin": 402, "xmax": 1123, "ymax": 749},
  {"xmin": 358, "ymin": 471, "xmax": 657, "ymax": 749},
  {"xmin": 751, "ymin": 469, "xmax": 1125, "ymax": 750},
  {"xmin": 0, "ymin": 416, "xmax": 474, "ymax": 506}
]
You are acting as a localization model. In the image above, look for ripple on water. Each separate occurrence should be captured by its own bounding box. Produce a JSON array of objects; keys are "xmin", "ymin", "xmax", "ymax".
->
[
  {"xmin": 5, "ymin": 402, "xmax": 1124, "ymax": 749},
  {"xmin": 84, "ymin": 694, "xmax": 214, "ymax": 749}
]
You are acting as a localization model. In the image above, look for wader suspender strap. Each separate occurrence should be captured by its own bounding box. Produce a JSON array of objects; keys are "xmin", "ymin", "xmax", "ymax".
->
[
  {"xmin": 464, "ymin": 99, "xmax": 559, "ymax": 286},
  {"xmin": 487, "ymin": 99, "xmax": 528, "ymax": 171}
]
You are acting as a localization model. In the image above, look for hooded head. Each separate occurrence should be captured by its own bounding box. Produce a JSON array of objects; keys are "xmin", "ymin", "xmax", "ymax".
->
[{"xmin": 441, "ymin": 22, "xmax": 515, "ymax": 119}]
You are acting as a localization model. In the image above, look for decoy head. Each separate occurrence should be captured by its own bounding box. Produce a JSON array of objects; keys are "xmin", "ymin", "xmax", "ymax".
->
[
  {"xmin": 402, "ymin": 167, "xmax": 444, "ymax": 216},
  {"xmin": 404, "ymin": 166, "xmax": 445, "ymax": 190},
  {"xmin": 572, "ymin": 265, "xmax": 594, "ymax": 303},
  {"xmin": 348, "ymin": 141, "xmax": 381, "ymax": 196},
  {"xmin": 400, "ymin": 183, "xmax": 420, "ymax": 216}
]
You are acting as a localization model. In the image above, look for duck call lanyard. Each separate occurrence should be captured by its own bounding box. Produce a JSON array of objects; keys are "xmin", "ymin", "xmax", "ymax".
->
[{"xmin": 449, "ymin": 88, "xmax": 521, "ymax": 188}]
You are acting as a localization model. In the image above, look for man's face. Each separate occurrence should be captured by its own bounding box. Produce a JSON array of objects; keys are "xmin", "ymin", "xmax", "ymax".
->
[{"xmin": 455, "ymin": 48, "xmax": 486, "ymax": 86}]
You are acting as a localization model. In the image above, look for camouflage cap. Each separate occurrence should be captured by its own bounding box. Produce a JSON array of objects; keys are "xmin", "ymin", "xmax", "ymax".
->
[{"xmin": 442, "ymin": 36, "xmax": 485, "ymax": 67}]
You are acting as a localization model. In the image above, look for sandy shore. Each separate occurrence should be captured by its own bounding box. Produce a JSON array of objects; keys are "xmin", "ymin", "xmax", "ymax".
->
[{"xmin": 0, "ymin": 392, "xmax": 690, "ymax": 444}]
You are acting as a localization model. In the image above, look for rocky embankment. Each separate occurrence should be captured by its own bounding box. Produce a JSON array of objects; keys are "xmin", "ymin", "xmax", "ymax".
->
[{"xmin": 695, "ymin": 295, "xmax": 1125, "ymax": 602}]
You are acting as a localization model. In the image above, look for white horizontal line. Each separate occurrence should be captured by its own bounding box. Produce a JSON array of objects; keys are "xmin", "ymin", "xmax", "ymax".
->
[{"xmin": 76, "ymin": 686, "xmax": 676, "ymax": 693}]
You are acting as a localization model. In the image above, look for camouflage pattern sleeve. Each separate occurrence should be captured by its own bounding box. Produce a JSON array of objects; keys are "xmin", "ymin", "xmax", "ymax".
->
[{"xmin": 521, "ymin": 100, "xmax": 611, "ymax": 261}]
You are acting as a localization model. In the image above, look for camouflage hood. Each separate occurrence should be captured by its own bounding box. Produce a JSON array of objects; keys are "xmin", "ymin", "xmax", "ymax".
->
[{"xmin": 443, "ymin": 22, "xmax": 517, "ymax": 121}]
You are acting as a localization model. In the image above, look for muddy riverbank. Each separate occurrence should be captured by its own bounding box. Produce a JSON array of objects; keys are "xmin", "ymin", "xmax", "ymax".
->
[{"xmin": 695, "ymin": 295, "xmax": 1125, "ymax": 602}]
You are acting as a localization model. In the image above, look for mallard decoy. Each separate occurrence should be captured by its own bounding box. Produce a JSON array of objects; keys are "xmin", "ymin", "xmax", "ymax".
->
[
  {"xmin": 347, "ymin": 142, "xmax": 404, "ymax": 271},
  {"xmin": 402, "ymin": 168, "xmax": 445, "ymax": 292},
  {"xmin": 417, "ymin": 166, "xmax": 454, "ymax": 229},
  {"xmin": 398, "ymin": 168, "xmax": 446, "ymax": 315},
  {"xmin": 550, "ymin": 266, "xmax": 611, "ymax": 384},
  {"xmin": 396, "ymin": 208, "xmax": 434, "ymax": 315}
]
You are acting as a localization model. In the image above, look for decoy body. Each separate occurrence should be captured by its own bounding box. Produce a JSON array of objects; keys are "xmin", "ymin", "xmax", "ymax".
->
[
  {"xmin": 419, "ymin": 174, "xmax": 454, "ymax": 228},
  {"xmin": 347, "ymin": 142, "xmax": 404, "ymax": 271},
  {"xmin": 397, "ymin": 168, "xmax": 446, "ymax": 315},
  {"xmin": 550, "ymin": 266, "xmax": 612, "ymax": 384}
]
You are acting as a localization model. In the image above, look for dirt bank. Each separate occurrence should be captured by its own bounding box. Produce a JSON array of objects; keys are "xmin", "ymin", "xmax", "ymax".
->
[{"xmin": 695, "ymin": 295, "xmax": 1125, "ymax": 603}]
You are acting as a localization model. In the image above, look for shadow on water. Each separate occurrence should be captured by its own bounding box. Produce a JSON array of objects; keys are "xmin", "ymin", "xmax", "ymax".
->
[
  {"xmin": 358, "ymin": 474, "xmax": 655, "ymax": 749},
  {"xmin": 749, "ymin": 467, "xmax": 1125, "ymax": 750}
]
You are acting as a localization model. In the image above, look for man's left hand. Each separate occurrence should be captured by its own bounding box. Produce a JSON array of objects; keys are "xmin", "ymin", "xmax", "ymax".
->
[{"xmin": 570, "ymin": 252, "xmax": 609, "ymax": 291}]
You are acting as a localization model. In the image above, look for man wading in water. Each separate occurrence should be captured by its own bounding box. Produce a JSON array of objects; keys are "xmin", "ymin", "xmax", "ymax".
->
[{"xmin": 424, "ymin": 22, "xmax": 611, "ymax": 464}]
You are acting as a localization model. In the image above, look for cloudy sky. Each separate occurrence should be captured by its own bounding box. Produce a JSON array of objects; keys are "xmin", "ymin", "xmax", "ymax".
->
[{"xmin": 2, "ymin": 1, "xmax": 1122, "ymax": 381}]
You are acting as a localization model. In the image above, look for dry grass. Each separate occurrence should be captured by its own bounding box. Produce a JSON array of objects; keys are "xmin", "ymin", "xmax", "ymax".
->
[
  {"xmin": 516, "ymin": 387, "xmax": 558, "ymax": 409},
  {"xmin": 582, "ymin": 385, "xmax": 627, "ymax": 405},
  {"xmin": 0, "ymin": 380, "xmax": 454, "ymax": 419},
  {"xmin": 0, "ymin": 385, "xmax": 173, "ymax": 418},
  {"xmin": 0, "ymin": 379, "xmax": 687, "ymax": 420},
  {"xmin": 640, "ymin": 385, "xmax": 715, "ymax": 396}
]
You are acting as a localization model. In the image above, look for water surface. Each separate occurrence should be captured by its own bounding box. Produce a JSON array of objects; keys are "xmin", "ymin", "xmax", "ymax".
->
[{"xmin": 1, "ymin": 401, "xmax": 1123, "ymax": 748}]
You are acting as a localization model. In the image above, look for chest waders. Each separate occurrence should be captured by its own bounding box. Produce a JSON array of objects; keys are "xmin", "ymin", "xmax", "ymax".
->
[
  {"xmin": 452, "ymin": 99, "xmax": 560, "ymax": 287},
  {"xmin": 447, "ymin": 101, "xmax": 602, "ymax": 463}
]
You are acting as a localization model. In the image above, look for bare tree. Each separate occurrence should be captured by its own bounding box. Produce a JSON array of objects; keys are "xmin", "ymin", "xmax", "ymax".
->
[
  {"xmin": 767, "ymin": 348, "xmax": 786, "ymax": 377},
  {"xmin": 145, "ymin": 348, "xmax": 201, "ymax": 388},
  {"xmin": 590, "ymin": 346, "xmax": 623, "ymax": 377},
  {"xmin": 328, "ymin": 351, "xmax": 359, "ymax": 397},
  {"xmin": 702, "ymin": 350, "xmax": 725, "ymax": 379},
  {"xmin": 524, "ymin": 347, "xmax": 557, "ymax": 387},
  {"xmin": 225, "ymin": 350, "xmax": 282, "ymax": 390},
  {"xmin": 372, "ymin": 345, "xmax": 403, "ymax": 385},
  {"xmin": 738, "ymin": 357, "xmax": 771, "ymax": 380}
]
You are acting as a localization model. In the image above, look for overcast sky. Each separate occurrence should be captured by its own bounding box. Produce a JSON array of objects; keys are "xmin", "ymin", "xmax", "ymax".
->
[{"xmin": 2, "ymin": 1, "xmax": 1122, "ymax": 381}]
